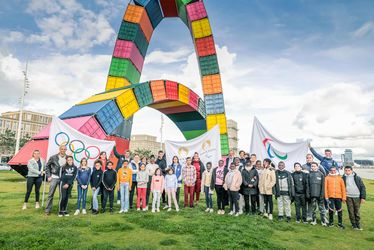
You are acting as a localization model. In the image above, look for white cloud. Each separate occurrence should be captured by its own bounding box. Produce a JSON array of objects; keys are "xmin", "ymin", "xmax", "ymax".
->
[
  {"xmin": 144, "ymin": 47, "xmax": 193, "ymax": 64},
  {"xmin": 353, "ymin": 21, "xmax": 374, "ymax": 38}
]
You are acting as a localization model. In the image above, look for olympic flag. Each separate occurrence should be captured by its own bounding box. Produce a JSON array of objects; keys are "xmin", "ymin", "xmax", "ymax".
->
[
  {"xmin": 47, "ymin": 117, "xmax": 115, "ymax": 167},
  {"xmin": 165, "ymin": 125, "xmax": 221, "ymax": 167},
  {"xmin": 250, "ymin": 117, "xmax": 309, "ymax": 171}
]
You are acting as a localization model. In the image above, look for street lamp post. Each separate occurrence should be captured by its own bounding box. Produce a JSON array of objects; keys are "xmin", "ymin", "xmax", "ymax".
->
[{"xmin": 15, "ymin": 61, "xmax": 30, "ymax": 154}]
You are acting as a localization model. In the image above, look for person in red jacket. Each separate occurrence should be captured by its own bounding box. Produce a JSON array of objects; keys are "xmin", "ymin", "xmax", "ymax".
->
[{"xmin": 192, "ymin": 152, "xmax": 205, "ymax": 206}]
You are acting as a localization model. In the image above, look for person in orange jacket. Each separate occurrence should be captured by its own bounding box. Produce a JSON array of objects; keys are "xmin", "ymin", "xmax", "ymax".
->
[{"xmin": 324, "ymin": 166, "xmax": 346, "ymax": 229}]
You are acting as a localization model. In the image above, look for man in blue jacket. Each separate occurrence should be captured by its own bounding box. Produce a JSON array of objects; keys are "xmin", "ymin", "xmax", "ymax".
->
[{"xmin": 309, "ymin": 143, "xmax": 339, "ymax": 174}]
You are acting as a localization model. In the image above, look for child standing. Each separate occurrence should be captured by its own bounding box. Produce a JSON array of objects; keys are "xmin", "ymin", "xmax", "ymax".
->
[
  {"xmin": 170, "ymin": 156, "xmax": 183, "ymax": 207},
  {"xmin": 292, "ymin": 162, "xmax": 310, "ymax": 223},
  {"xmin": 275, "ymin": 161, "xmax": 294, "ymax": 222},
  {"xmin": 224, "ymin": 163, "xmax": 243, "ymax": 217},
  {"xmin": 164, "ymin": 168, "xmax": 179, "ymax": 212},
  {"xmin": 151, "ymin": 168, "xmax": 164, "ymax": 212},
  {"xmin": 211, "ymin": 160, "xmax": 228, "ymax": 215},
  {"xmin": 308, "ymin": 162, "xmax": 327, "ymax": 226},
  {"xmin": 75, "ymin": 158, "xmax": 91, "ymax": 216},
  {"xmin": 90, "ymin": 160, "xmax": 103, "ymax": 215},
  {"xmin": 58, "ymin": 156, "xmax": 77, "ymax": 217},
  {"xmin": 325, "ymin": 166, "xmax": 346, "ymax": 229},
  {"xmin": 102, "ymin": 161, "xmax": 117, "ymax": 214},
  {"xmin": 201, "ymin": 162, "xmax": 214, "ymax": 213},
  {"xmin": 117, "ymin": 160, "xmax": 132, "ymax": 213},
  {"xmin": 183, "ymin": 157, "xmax": 197, "ymax": 208},
  {"xmin": 343, "ymin": 165, "xmax": 366, "ymax": 230},
  {"xmin": 259, "ymin": 159, "xmax": 276, "ymax": 220},
  {"xmin": 136, "ymin": 163, "xmax": 148, "ymax": 211}
]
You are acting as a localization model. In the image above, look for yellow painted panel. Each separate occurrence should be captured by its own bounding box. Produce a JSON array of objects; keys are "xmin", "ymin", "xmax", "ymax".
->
[
  {"xmin": 106, "ymin": 76, "xmax": 131, "ymax": 91},
  {"xmin": 119, "ymin": 99, "xmax": 140, "ymax": 118},
  {"xmin": 149, "ymin": 101, "xmax": 185, "ymax": 109},
  {"xmin": 178, "ymin": 84, "xmax": 190, "ymax": 104},
  {"xmin": 191, "ymin": 18, "xmax": 212, "ymax": 39},
  {"xmin": 78, "ymin": 89, "xmax": 127, "ymax": 105},
  {"xmin": 206, "ymin": 114, "xmax": 227, "ymax": 134}
]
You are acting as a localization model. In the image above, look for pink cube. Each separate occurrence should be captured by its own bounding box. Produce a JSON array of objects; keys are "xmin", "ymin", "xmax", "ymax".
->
[
  {"xmin": 113, "ymin": 40, "xmax": 144, "ymax": 72},
  {"xmin": 186, "ymin": 1, "xmax": 207, "ymax": 22},
  {"xmin": 189, "ymin": 91, "xmax": 199, "ymax": 109}
]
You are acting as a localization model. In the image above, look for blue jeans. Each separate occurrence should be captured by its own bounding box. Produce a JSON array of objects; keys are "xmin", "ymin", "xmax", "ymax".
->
[
  {"xmin": 77, "ymin": 185, "xmax": 88, "ymax": 209},
  {"xmin": 120, "ymin": 183, "xmax": 130, "ymax": 211},
  {"xmin": 204, "ymin": 186, "xmax": 213, "ymax": 209},
  {"xmin": 92, "ymin": 187, "xmax": 100, "ymax": 210}
]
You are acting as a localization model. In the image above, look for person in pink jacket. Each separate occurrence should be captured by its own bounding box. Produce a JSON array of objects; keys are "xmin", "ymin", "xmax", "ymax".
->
[
  {"xmin": 151, "ymin": 168, "xmax": 164, "ymax": 213},
  {"xmin": 224, "ymin": 163, "xmax": 243, "ymax": 216}
]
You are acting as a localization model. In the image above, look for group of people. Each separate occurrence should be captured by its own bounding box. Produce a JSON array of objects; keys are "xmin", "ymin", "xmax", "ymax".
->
[{"xmin": 22, "ymin": 144, "xmax": 366, "ymax": 231}]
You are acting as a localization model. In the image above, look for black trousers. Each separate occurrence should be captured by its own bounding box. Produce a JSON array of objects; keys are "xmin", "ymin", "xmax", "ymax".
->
[
  {"xmin": 244, "ymin": 194, "xmax": 257, "ymax": 214},
  {"xmin": 328, "ymin": 198, "xmax": 343, "ymax": 224},
  {"xmin": 146, "ymin": 176, "xmax": 152, "ymax": 205},
  {"xmin": 229, "ymin": 191, "xmax": 239, "ymax": 213},
  {"xmin": 24, "ymin": 176, "xmax": 43, "ymax": 202},
  {"xmin": 59, "ymin": 184, "xmax": 71, "ymax": 213},
  {"xmin": 129, "ymin": 181, "xmax": 137, "ymax": 208},
  {"xmin": 295, "ymin": 193, "xmax": 307, "ymax": 221},
  {"xmin": 215, "ymin": 185, "xmax": 225, "ymax": 210},
  {"xmin": 263, "ymin": 194, "xmax": 273, "ymax": 214},
  {"xmin": 103, "ymin": 189, "xmax": 114, "ymax": 210},
  {"xmin": 176, "ymin": 187, "xmax": 180, "ymax": 205}
]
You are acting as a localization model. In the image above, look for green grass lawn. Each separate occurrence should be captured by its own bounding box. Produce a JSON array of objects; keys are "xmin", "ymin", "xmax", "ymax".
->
[{"xmin": 0, "ymin": 171, "xmax": 373, "ymax": 250}]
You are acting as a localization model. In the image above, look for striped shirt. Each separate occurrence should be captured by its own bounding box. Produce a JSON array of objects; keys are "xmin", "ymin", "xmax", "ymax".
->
[{"xmin": 183, "ymin": 165, "xmax": 196, "ymax": 186}]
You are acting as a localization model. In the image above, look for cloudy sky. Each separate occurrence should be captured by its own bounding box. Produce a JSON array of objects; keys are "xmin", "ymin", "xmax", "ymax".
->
[{"xmin": 0, "ymin": 0, "xmax": 373, "ymax": 160}]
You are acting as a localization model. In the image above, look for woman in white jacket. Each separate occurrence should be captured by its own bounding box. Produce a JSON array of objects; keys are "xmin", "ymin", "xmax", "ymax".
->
[{"xmin": 23, "ymin": 150, "xmax": 45, "ymax": 209}]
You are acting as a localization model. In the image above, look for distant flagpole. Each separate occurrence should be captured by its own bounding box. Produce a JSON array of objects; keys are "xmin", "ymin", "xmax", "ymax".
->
[{"xmin": 160, "ymin": 114, "xmax": 164, "ymax": 150}]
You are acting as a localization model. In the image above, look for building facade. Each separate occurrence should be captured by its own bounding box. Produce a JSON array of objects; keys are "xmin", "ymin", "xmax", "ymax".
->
[
  {"xmin": 0, "ymin": 110, "xmax": 52, "ymax": 139},
  {"xmin": 129, "ymin": 134, "xmax": 165, "ymax": 156},
  {"xmin": 227, "ymin": 119, "xmax": 238, "ymax": 153}
]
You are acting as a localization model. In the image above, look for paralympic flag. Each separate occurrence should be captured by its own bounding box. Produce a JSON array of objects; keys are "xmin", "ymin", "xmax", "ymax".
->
[
  {"xmin": 250, "ymin": 117, "xmax": 309, "ymax": 171},
  {"xmin": 165, "ymin": 125, "xmax": 221, "ymax": 167},
  {"xmin": 47, "ymin": 117, "xmax": 115, "ymax": 167}
]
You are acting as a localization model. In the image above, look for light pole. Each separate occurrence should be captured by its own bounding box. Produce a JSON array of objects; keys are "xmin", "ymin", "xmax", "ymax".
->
[
  {"xmin": 160, "ymin": 114, "xmax": 164, "ymax": 150},
  {"xmin": 15, "ymin": 61, "xmax": 30, "ymax": 154}
]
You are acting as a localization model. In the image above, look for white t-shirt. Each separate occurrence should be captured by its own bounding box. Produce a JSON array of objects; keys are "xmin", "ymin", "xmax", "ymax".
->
[{"xmin": 146, "ymin": 163, "xmax": 159, "ymax": 176}]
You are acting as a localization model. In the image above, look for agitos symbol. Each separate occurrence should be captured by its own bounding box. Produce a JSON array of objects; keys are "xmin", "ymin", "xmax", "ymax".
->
[{"xmin": 262, "ymin": 138, "xmax": 288, "ymax": 160}]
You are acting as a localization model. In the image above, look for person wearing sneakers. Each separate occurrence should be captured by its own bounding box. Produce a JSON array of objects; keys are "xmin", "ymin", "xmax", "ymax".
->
[
  {"xmin": 129, "ymin": 154, "xmax": 141, "ymax": 209},
  {"xmin": 192, "ymin": 152, "xmax": 205, "ymax": 206},
  {"xmin": 183, "ymin": 157, "xmax": 197, "ymax": 208},
  {"xmin": 275, "ymin": 161, "xmax": 294, "ymax": 223},
  {"xmin": 58, "ymin": 156, "xmax": 77, "ymax": 217},
  {"xmin": 201, "ymin": 162, "xmax": 214, "ymax": 213},
  {"xmin": 74, "ymin": 158, "xmax": 91, "ymax": 216},
  {"xmin": 102, "ymin": 161, "xmax": 117, "ymax": 214},
  {"xmin": 90, "ymin": 160, "xmax": 103, "ymax": 215},
  {"xmin": 136, "ymin": 163, "xmax": 148, "ymax": 211},
  {"xmin": 224, "ymin": 163, "xmax": 242, "ymax": 217},
  {"xmin": 151, "ymin": 168, "xmax": 164, "ymax": 212},
  {"xmin": 259, "ymin": 158, "xmax": 276, "ymax": 220},
  {"xmin": 211, "ymin": 160, "xmax": 228, "ymax": 215},
  {"xmin": 145, "ymin": 155, "xmax": 158, "ymax": 208},
  {"xmin": 169, "ymin": 156, "xmax": 183, "ymax": 207},
  {"xmin": 164, "ymin": 167, "xmax": 180, "ymax": 212},
  {"xmin": 343, "ymin": 165, "xmax": 366, "ymax": 230},
  {"xmin": 117, "ymin": 160, "xmax": 132, "ymax": 213},
  {"xmin": 241, "ymin": 162, "xmax": 259, "ymax": 215},
  {"xmin": 292, "ymin": 162, "xmax": 310, "ymax": 224},
  {"xmin": 308, "ymin": 162, "xmax": 327, "ymax": 226},
  {"xmin": 325, "ymin": 166, "xmax": 346, "ymax": 229},
  {"xmin": 23, "ymin": 150, "xmax": 45, "ymax": 210}
]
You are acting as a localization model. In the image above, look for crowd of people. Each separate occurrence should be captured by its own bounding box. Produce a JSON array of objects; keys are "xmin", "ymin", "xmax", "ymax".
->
[{"xmin": 22, "ymin": 144, "xmax": 366, "ymax": 231}]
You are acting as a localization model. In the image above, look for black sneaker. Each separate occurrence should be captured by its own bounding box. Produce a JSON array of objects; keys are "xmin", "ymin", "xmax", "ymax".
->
[
  {"xmin": 278, "ymin": 216, "xmax": 284, "ymax": 221},
  {"xmin": 64, "ymin": 212, "xmax": 70, "ymax": 217},
  {"xmin": 110, "ymin": 208, "xmax": 114, "ymax": 214},
  {"xmin": 286, "ymin": 217, "xmax": 291, "ymax": 223},
  {"xmin": 328, "ymin": 223, "xmax": 334, "ymax": 227},
  {"xmin": 296, "ymin": 220, "xmax": 301, "ymax": 224},
  {"xmin": 101, "ymin": 208, "xmax": 106, "ymax": 213},
  {"xmin": 338, "ymin": 223, "xmax": 345, "ymax": 229},
  {"xmin": 302, "ymin": 220, "xmax": 308, "ymax": 224}
]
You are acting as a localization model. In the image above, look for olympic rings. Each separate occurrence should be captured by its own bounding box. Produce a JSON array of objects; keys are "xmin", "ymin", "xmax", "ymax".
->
[
  {"xmin": 55, "ymin": 132, "xmax": 70, "ymax": 146},
  {"xmin": 54, "ymin": 132, "xmax": 102, "ymax": 163}
]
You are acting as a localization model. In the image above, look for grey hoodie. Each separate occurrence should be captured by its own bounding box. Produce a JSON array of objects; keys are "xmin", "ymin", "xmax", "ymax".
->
[{"xmin": 136, "ymin": 170, "xmax": 149, "ymax": 188}]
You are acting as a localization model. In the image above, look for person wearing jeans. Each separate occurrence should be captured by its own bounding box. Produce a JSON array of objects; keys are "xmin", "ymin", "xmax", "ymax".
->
[
  {"xmin": 241, "ymin": 162, "xmax": 259, "ymax": 215},
  {"xmin": 224, "ymin": 163, "xmax": 243, "ymax": 216},
  {"xmin": 164, "ymin": 167, "xmax": 179, "ymax": 212},
  {"xmin": 58, "ymin": 156, "xmax": 77, "ymax": 217},
  {"xmin": 129, "ymin": 155, "xmax": 140, "ymax": 209},
  {"xmin": 275, "ymin": 161, "xmax": 294, "ymax": 222},
  {"xmin": 23, "ymin": 150, "xmax": 45, "ymax": 210},
  {"xmin": 211, "ymin": 160, "xmax": 228, "ymax": 215},
  {"xmin": 102, "ymin": 162, "xmax": 117, "ymax": 214},
  {"xmin": 151, "ymin": 168, "xmax": 164, "ymax": 212},
  {"xmin": 201, "ymin": 162, "xmax": 213, "ymax": 212},
  {"xmin": 169, "ymin": 156, "xmax": 183, "ymax": 207},
  {"xmin": 259, "ymin": 158, "xmax": 276, "ymax": 220},
  {"xmin": 182, "ymin": 157, "xmax": 196, "ymax": 208},
  {"xmin": 74, "ymin": 158, "xmax": 91, "ymax": 216},
  {"xmin": 117, "ymin": 160, "xmax": 132, "ymax": 213},
  {"xmin": 136, "ymin": 163, "xmax": 148, "ymax": 211}
]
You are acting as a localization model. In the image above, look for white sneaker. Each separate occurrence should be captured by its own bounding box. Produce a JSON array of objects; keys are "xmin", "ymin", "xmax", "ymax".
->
[
  {"xmin": 176, "ymin": 208, "xmax": 180, "ymax": 212},
  {"xmin": 65, "ymin": 213, "xmax": 70, "ymax": 217},
  {"xmin": 205, "ymin": 208, "xmax": 210, "ymax": 212},
  {"xmin": 58, "ymin": 214, "xmax": 63, "ymax": 217},
  {"xmin": 311, "ymin": 220, "xmax": 317, "ymax": 226},
  {"xmin": 167, "ymin": 208, "xmax": 172, "ymax": 212},
  {"xmin": 22, "ymin": 203, "xmax": 27, "ymax": 210},
  {"xmin": 263, "ymin": 213, "xmax": 269, "ymax": 218},
  {"xmin": 239, "ymin": 211, "xmax": 243, "ymax": 215},
  {"xmin": 157, "ymin": 208, "xmax": 160, "ymax": 212},
  {"xmin": 137, "ymin": 208, "xmax": 141, "ymax": 211},
  {"xmin": 144, "ymin": 206, "xmax": 148, "ymax": 211},
  {"xmin": 82, "ymin": 209, "xmax": 87, "ymax": 215},
  {"xmin": 35, "ymin": 202, "xmax": 40, "ymax": 209},
  {"xmin": 163, "ymin": 205, "xmax": 169, "ymax": 210},
  {"xmin": 229, "ymin": 211, "xmax": 234, "ymax": 216},
  {"xmin": 209, "ymin": 209, "xmax": 214, "ymax": 213},
  {"xmin": 117, "ymin": 200, "xmax": 120, "ymax": 205},
  {"xmin": 74, "ymin": 209, "xmax": 80, "ymax": 216},
  {"xmin": 124, "ymin": 209, "xmax": 128, "ymax": 213},
  {"xmin": 152, "ymin": 209, "xmax": 155, "ymax": 213},
  {"xmin": 235, "ymin": 213, "xmax": 240, "ymax": 217},
  {"xmin": 321, "ymin": 222, "xmax": 327, "ymax": 227},
  {"xmin": 221, "ymin": 210, "xmax": 225, "ymax": 215},
  {"xmin": 119, "ymin": 210, "xmax": 124, "ymax": 214},
  {"xmin": 268, "ymin": 214, "xmax": 273, "ymax": 221},
  {"xmin": 217, "ymin": 210, "xmax": 221, "ymax": 215}
]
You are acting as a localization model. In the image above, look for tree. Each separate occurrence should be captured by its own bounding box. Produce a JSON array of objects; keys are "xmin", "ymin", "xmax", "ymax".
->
[
  {"xmin": 133, "ymin": 148, "xmax": 152, "ymax": 159},
  {"xmin": 0, "ymin": 129, "xmax": 31, "ymax": 154}
]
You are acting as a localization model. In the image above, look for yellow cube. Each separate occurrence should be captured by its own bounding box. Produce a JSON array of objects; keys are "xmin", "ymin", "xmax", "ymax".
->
[
  {"xmin": 106, "ymin": 76, "xmax": 131, "ymax": 91},
  {"xmin": 206, "ymin": 114, "xmax": 227, "ymax": 134},
  {"xmin": 191, "ymin": 18, "xmax": 212, "ymax": 39}
]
